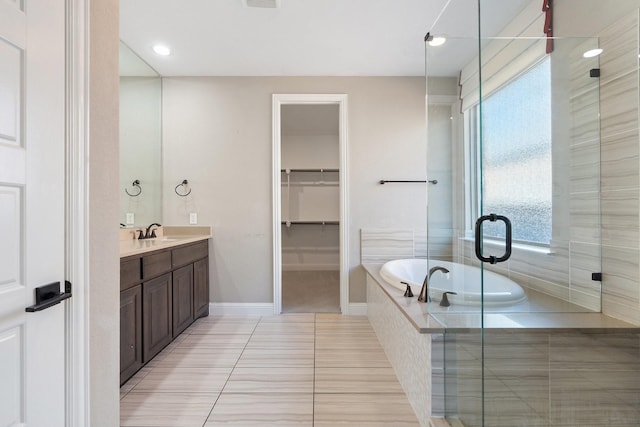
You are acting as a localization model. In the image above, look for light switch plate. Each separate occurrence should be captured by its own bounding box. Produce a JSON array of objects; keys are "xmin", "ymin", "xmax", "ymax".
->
[
  {"xmin": 189, "ymin": 212, "xmax": 198, "ymax": 225},
  {"xmin": 126, "ymin": 213, "xmax": 134, "ymax": 224}
]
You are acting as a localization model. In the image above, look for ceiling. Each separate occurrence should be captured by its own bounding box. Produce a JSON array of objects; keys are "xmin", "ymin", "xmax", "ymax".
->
[
  {"xmin": 119, "ymin": 41, "xmax": 159, "ymax": 77},
  {"xmin": 120, "ymin": 0, "xmax": 532, "ymax": 77}
]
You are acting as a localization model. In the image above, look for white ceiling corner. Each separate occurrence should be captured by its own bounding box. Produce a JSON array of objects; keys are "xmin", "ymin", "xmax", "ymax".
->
[{"xmin": 120, "ymin": 0, "xmax": 533, "ymax": 77}]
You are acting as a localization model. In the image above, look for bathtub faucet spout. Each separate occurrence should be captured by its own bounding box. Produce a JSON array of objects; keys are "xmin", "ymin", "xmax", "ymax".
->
[{"xmin": 418, "ymin": 266, "xmax": 450, "ymax": 303}]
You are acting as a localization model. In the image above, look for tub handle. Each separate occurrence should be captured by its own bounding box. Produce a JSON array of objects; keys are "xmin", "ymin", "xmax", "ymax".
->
[
  {"xmin": 474, "ymin": 214, "xmax": 512, "ymax": 264},
  {"xmin": 400, "ymin": 281, "xmax": 414, "ymax": 298},
  {"xmin": 439, "ymin": 291, "xmax": 457, "ymax": 307}
]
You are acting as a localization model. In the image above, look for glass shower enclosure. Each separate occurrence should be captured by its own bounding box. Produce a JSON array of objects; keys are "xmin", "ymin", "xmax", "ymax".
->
[{"xmin": 425, "ymin": 0, "xmax": 640, "ymax": 425}]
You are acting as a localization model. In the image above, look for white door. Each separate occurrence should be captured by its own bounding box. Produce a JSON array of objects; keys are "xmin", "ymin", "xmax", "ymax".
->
[{"xmin": 0, "ymin": 0, "xmax": 67, "ymax": 425}]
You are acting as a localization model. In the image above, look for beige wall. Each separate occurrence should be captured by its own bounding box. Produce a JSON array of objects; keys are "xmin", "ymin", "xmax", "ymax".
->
[
  {"xmin": 161, "ymin": 77, "xmax": 452, "ymax": 305},
  {"xmin": 89, "ymin": 0, "xmax": 120, "ymax": 424}
]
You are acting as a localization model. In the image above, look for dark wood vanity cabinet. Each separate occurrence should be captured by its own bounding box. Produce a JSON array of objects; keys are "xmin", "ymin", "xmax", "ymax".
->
[
  {"xmin": 172, "ymin": 264, "xmax": 194, "ymax": 337},
  {"xmin": 142, "ymin": 273, "xmax": 173, "ymax": 362},
  {"xmin": 120, "ymin": 284, "xmax": 142, "ymax": 385},
  {"xmin": 120, "ymin": 239, "xmax": 210, "ymax": 385},
  {"xmin": 194, "ymin": 258, "xmax": 209, "ymax": 319}
]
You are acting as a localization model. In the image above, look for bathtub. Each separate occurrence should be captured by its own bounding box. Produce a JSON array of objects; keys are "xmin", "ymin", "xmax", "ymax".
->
[{"xmin": 379, "ymin": 259, "xmax": 527, "ymax": 306}]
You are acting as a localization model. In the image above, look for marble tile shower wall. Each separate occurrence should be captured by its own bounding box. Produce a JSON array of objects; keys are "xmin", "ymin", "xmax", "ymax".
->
[
  {"xmin": 362, "ymin": 14, "xmax": 640, "ymax": 324},
  {"xmin": 444, "ymin": 331, "xmax": 640, "ymax": 427},
  {"xmin": 452, "ymin": 36, "xmax": 605, "ymax": 313},
  {"xmin": 599, "ymin": 12, "xmax": 640, "ymax": 326},
  {"xmin": 362, "ymin": 228, "xmax": 596, "ymax": 310},
  {"xmin": 450, "ymin": 14, "xmax": 640, "ymax": 318}
]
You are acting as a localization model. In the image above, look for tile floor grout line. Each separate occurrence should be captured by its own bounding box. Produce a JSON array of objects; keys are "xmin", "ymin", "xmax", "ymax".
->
[
  {"xmin": 313, "ymin": 312, "xmax": 317, "ymax": 426},
  {"xmin": 121, "ymin": 314, "xmax": 420, "ymax": 426},
  {"xmin": 199, "ymin": 315, "xmax": 262, "ymax": 427}
]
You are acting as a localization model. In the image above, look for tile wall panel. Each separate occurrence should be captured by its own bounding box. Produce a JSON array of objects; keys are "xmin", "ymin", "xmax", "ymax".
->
[
  {"xmin": 599, "ymin": 13, "xmax": 640, "ymax": 83},
  {"xmin": 599, "ymin": 10, "xmax": 640, "ymax": 325},
  {"xmin": 360, "ymin": 229, "xmax": 414, "ymax": 263},
  {"xmin": 367, "ymin": 276, "xmax": 431, "ymax": 427},
  {"xmin": 569, "ymin": 241, "xmax": 601, "ymax": 311},
  {"xmin": 601, "ymin": 189, "xmax": 639, "ymax": 248},
  {"xmin": 569, "ymin": 190, "xmax": 601, "ymax": 244},
  {"xmin": 415, "ymin": 229, "xmax": 453, "ymax": 260},
  {"xmin": 569, "ymin": 138, "xmax": 601, "ymax": 193},
  {"xmin": 600, "ymin": 129, "xmax": 640, "ymax": 192},
  {"xmin": 447, "ymin": 331, "xmax": 640, "ymax": 427}
]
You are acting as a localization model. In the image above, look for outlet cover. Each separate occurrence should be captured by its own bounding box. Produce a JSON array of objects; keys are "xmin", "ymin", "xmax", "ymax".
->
[
  {"xmin": 126, "ymin": 213, "xmax": 135, "ymax": 224},
  {"xmin": 189, "ymin": 212, "xmax": 198, "ymax": 225}
]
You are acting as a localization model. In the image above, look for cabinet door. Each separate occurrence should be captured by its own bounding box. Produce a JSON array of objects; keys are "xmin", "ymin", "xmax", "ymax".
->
[
  {"xmin": 142, "ymin": 273, "xmax": 173, "ymax": 362},
  {"xmin": 194, "ymin": 258, "xmax": 209, "ymax": 319},
  {"xmin": 172, "ymin": 264, "xmax": 194, "ymax": 337},
  {"xmin": 120, "ymin": 285, "xmax": 142, "ymax": 385}
]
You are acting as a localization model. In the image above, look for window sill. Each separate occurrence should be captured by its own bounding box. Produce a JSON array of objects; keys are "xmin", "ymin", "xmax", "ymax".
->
[{"xmin": 460, "ymin": 236, "xmax": 553, "ymax": 255}]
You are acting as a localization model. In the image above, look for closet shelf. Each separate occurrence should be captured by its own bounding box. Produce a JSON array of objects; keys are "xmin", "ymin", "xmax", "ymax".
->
[
  {"xmin": 281, "ymin": 220, "xmax": 339, "ymax": 226},
  {"xmin": 281, "ymin": 181, "xmax": 339, "ymax": 186},
  {"xmin": 281, "ymin": 168, "xmax": 339, "ymax": 173}
]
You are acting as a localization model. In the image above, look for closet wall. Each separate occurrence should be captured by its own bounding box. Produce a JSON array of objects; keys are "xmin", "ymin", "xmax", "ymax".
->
[{"xmin": 281, "ymin": 105, "xmax": 340, "ymax": 273}]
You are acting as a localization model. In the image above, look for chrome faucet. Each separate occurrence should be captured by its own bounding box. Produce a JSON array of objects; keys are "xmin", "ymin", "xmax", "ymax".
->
[{"xmin": 418, "ymin": 266, "xmax": 450, "ymax": 303}]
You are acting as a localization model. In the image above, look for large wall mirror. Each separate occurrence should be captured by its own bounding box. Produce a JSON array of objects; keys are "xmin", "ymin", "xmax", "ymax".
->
[{"xmin": 119, "ymin": 41, "xmax": 162, "ymax": 227}]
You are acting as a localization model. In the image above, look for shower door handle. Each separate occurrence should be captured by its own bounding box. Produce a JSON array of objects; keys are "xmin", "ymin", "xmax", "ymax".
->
[{"xmin": 474, "ymin": 214, "xmax": 512, "ymax": 264}]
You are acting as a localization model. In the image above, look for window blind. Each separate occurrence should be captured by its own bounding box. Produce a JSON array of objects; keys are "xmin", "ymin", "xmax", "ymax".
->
[{"xmin": 459, "ymin": 0, "xmax": 548, "ymax": 111}]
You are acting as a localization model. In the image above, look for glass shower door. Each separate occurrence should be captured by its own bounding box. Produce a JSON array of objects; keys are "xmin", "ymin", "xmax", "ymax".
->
[
  {"xmin": 426, "ymin": 1, "xmax": 606, "ymax": 426},
  {"xmin": 476, "ymin": 1, "xmax": 605, "ymax": 426},
  {"xmin": 424, "ymin": 28, "xmax": 487, "ymax": 427}
]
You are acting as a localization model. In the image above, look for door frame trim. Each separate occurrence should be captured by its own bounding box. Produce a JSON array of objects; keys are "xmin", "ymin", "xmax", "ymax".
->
[
  {"xmin": 65, "ymin": 0, "xmax": 90, "ymax": 425},
  {"xmin": 272, "ymin": 94, "xmax": 349, "ymax": 315}
]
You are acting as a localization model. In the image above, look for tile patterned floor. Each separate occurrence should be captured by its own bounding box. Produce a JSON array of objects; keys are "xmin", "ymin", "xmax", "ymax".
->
[{"xmin": 120, "ymin": 313, "xmax": 421, "ymax": 427}]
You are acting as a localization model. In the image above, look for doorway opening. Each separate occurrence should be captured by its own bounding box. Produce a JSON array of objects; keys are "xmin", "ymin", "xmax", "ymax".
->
[{"xmin": 272, "ymin": 94, "xmax": 349, "ymax": 314}]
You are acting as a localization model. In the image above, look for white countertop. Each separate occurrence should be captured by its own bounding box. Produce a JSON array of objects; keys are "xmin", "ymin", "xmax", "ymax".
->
[{"xmin": 120, "ymin": 226, "xmax": 211, "ymax": 258}]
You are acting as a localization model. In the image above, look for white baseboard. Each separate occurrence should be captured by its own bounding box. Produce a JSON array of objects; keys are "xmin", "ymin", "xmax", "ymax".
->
[
  {"xmin": 209, "ymin": 303, "xmax": 274, "ymax": 316},
  {"xmin": 347, "ymin": 303, "xmax": 368, "ymax": 315},
  {"xmin": 208, "ymin": 302, "xmax": 366, "ymax": 316}
]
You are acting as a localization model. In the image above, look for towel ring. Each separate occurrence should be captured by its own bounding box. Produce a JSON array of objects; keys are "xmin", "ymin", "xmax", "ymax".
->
[
  {"xmin": 175, "ymin": 179, "xmax": 191, "ymax": 197},
  {"xmin": 125, "ymin": 179, "xmax": 142, "ymax": 197}
]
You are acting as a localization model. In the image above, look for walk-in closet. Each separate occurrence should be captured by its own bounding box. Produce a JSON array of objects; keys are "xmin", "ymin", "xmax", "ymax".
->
[{"xmin": 280, "ymin": 104, "xmax": 340, "ymax": 313}]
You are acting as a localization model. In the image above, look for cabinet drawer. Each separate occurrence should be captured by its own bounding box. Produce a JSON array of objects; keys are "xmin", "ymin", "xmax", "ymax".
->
[
  {"xmin": 120, "ymin": 257, "xmax": 141, "ymax": 291},
  {"xmin": 143, "ymin": 250, "xmax": 172, "ymax": 280},
  {"xmin": 172, "ymin": 241, "xmax": 208, "ymax": 268}
]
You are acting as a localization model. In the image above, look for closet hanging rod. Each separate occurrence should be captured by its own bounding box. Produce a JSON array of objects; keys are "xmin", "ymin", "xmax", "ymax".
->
[
  {"xmin": 281, "ymin": 168, "xmax": 339, "ymax": 173},
  {"xmin": 281, "ymin": 220, "xmax": 339, "ymax": 226},
  {"xmin": 284, "ymin": 181, "xmax": 339, "ymax": 186},
  {"xmin": 379, "ymin": 179, "xmax": 438, "ymax": 185}
]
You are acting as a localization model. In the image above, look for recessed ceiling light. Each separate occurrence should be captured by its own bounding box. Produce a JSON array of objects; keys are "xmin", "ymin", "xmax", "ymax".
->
[
  {"xmin": 583, "ymin": 48, "xmax": 603, "ymax": 58},
  {"xmin": 153, "ymin": 45, "xmax": 171, "ymax": 56},
  {"xmin": 428, "ymin": 36, "xmax": 447, "ymax": 47}
]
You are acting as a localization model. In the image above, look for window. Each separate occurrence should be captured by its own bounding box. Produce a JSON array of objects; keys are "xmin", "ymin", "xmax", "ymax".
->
[{"xmin": 469, "ymin": 57, "xmax": 552, "ymax": 245}]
